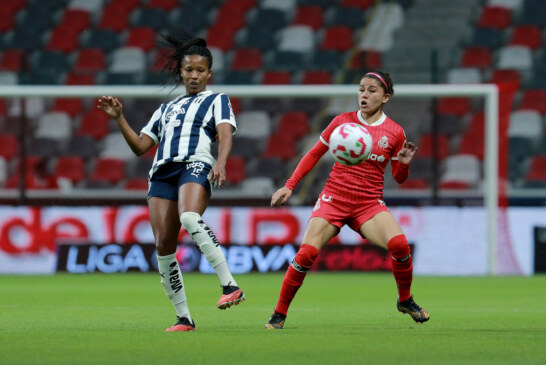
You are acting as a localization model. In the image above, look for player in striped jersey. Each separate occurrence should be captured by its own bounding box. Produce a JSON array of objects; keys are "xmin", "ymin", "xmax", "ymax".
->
[
  {"xmin": 266, "ymin": 71, "xmax": 429, "ymax": 329},
  {"xmin": 98, "ymin": 29, "xmax": 244, "ymax": 332}
]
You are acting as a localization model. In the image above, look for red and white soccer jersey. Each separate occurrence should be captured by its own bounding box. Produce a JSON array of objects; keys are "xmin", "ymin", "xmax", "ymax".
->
[{"xmin": 320, "ymin": 111, "xmax": 406, "ymax": 202}]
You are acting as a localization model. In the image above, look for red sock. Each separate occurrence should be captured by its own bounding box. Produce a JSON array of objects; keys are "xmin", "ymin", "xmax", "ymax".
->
[
  {"xmin": 274, "ymin": 244, "xmax": 319, "ymax": 315},
  {"xmin": 388, "ymin": 235, "xmax": 413, "ymax": 302}
]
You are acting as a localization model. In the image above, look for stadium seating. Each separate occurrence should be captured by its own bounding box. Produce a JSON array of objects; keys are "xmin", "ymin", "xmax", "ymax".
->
[{"xmin": 2, "ymin": 0, "xmax": 544, "ymax": 196}]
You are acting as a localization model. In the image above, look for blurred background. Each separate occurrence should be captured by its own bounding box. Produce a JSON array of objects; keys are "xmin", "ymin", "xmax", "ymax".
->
[{"xmin": 0, "ymin": 0, "xmax": 545, "ymax": 276}]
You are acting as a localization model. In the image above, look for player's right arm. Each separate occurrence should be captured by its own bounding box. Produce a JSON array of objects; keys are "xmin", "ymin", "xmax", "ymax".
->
[
  {"xmin": 271, "ymin": 139, "xmax": 329, "ymax": 207},
  {"xmin": 97, "ymin": 96, "xmax": 155, "ymax": 156}
]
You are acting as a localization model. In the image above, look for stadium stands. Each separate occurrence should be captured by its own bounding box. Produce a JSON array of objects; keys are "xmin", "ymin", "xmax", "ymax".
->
[{"xmin": 0, "ymin": 0, "xmax": 544, "ymax": 199}]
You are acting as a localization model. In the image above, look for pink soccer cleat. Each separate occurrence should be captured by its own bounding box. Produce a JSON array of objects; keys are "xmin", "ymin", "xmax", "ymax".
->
[
  {"xmin": 165, "ymin": 316, "xmax": 195, "ymax": 332},
  {"xmin": 217, "ymin": 285, "xmax": 246, "ymax": 310}
]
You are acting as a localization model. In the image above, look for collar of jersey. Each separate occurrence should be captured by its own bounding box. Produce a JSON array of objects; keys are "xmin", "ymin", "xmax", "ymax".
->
[
  {"xmin": 183, "ymin": 90, "xmax": 213, "ymax": 98},
  {"xmin": 356, "ymin": 111, "xmax": 386, "ymax": 126}
]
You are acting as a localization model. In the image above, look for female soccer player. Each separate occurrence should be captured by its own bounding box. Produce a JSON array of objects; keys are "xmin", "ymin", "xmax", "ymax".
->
[
  {"xmin": 265, "ymin": 71, "xmax": 429, "ymax": 329},
  {"xmin": 97, "ymin": 29, "xmax": 245, "ymax": 332}
]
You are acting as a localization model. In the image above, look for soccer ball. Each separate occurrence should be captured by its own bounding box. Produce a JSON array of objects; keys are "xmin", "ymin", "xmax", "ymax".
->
[{"xmin": 328, "ymin": 123, "xmax": 373, "ymax": 166}]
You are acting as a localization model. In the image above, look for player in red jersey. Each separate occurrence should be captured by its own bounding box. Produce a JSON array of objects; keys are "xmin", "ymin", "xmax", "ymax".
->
[{"xmin": 265, "ymin": 71, "xmax": 430, "ymax": 329}]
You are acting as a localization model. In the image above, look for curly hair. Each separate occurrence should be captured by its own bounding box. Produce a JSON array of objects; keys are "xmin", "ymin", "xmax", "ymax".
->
[{"xmin": 160, "ymin": 27, "xmax": 213, "ymax": 85}]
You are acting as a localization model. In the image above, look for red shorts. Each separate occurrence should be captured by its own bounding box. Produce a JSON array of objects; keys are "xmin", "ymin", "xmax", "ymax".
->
[{"xmin": 309, "ymin": 193, "xmax": 389, "ymax": 233}]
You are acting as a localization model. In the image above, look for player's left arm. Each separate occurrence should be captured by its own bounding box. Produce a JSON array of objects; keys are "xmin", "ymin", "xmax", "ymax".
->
[
  {"xmin": 210, "ymin": 94, "xmax": 237, "ymax": 189},
  {"xmin": 391, "ymin": 133, "xmax": 418, "ymax": 184},
  {"xmin": 211, "ymin": 123, "xmax": 233, "ymax": 189}
]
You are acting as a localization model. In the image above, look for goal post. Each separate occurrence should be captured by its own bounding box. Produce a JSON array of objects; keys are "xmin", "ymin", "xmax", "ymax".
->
[{"xmin": 0, "ymin": 84, "xmax": 500, "ymax": 274}]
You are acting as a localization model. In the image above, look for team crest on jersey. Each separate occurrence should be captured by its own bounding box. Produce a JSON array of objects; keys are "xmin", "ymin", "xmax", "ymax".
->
[{"xmin": 378, "ymin": 136, "xmax": 389, "ymax": 149}]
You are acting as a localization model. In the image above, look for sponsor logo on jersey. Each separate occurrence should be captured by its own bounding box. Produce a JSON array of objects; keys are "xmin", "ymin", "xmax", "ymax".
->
[
  {"xmin": 378, "ymin": 135, "xmax": 389, "ymax": 149},
  {"xmin": 368, "ymin": 154, "xmax": 385, "ymax": 162},
  {"xmin": 378, "ymin": 199, "xmax": 385, "ymax": 206}
]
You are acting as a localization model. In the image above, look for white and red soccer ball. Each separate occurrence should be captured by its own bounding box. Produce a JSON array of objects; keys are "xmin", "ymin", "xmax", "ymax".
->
[{"xmin": 328, "ymin": 123, "xmax": 373, "ymax": 166}]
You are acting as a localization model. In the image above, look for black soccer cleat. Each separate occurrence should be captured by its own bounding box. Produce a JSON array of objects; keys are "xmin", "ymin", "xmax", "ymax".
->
[
  {"xmin": 265, "ymin": 311, "xmax": 286, "ymax": 329},
  {"xmin": 165, "ymin": 316, "xmax": 196, "ymax": 332},
  {"xmin": 397, "ymin": 296, "xmax": 430, "ymax": 323}
]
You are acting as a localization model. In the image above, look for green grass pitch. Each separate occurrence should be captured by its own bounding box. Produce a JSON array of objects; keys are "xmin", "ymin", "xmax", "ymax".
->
[{"xmin": 1, "ymin": 272, "xmax": 545, "ymax": 365}]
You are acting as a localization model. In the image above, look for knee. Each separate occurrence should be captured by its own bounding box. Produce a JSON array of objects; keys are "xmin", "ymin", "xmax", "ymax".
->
[
  {"xmin": 387, "ymin": 234, "xmax": 410, "ymax": 259},
  {"xmin": 180, "ymin": 211, "xmax": 201, "ymax": 230}
]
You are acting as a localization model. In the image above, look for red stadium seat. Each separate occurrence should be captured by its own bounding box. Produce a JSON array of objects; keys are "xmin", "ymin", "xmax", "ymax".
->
[
  {"xmin": 225, "ymin": 156, "xmax": 246, "ymax": 185},
  {"xmin": 292, "ymin": 6, "xmax": 324, "ymax": 30},
  {"xmin": 206, "ymin": 26, "xmax": 235, "ymax": 52},
  {"xmin": 399, "ymin": 178, "xmax": 429, "ymax": 189},
  {"xmin": 526, "ymin": 156, "xmax": 546, "ymax": 183},
  {"xmin": 147, "ymin": 0, "xmax": 178, "ymax": 11},
  {"xmin": 0, "ymin": 12, "xmax": 15, "ymax": 32},
  {"xmin": 417, "ymin": 134, "xmax": 450, "ymax": 160},
  {"xmin": 436, "ymin": 97, "xmax": 471, "ymax": 116},
  {"xmin": 277, "ymin": 111, "xmax": 310, "ymax": 139},
  {"xmin": 0, "ymin": 0, "xmax": 25, "ymax": 14},
  {"xmin": 457, "ymin": 113, "xmax": 485, "ymax": 160},
  {"xmin": 51, "ymin": 98, "xmax": 84, "ymax": 117},
  {"xmin": 90, "ymin": 158, "xmax": 125, "ymax": 184},
  {"xmin": 107, "ymin": 0, "xmax": 140, "ymax": 13},
  {"xmin": 262, "ymin": 71, "xmax": 292, "ymax": 85},
  {"xmin": 302, "ymin": 70, "xmax": 332, "ymax": 84},
  {"xmin": 54, "ymin": 156, "xmax": 86, "ymax": 184},
  {"xmin": 47, "ymin": 27, "xmax": 79, "ymax": 53},
  {"xmin": 461, "ymin": 47, "xmax": 492, "ymax": 69},
  {"xmin": 321, "ymin": 26, "xmax": 354, "ymax": 51},
  {"xmin": 477, "ymin": 6, "xmax": 511, "ymax": 29},
  {"xmin": 126, "ymin": 27, "xmax": 156, "ymax": 52},
  {"xmin": 262, "ymin": 133, "xmax": 297, "ymax": 161},
  {"xmin": 65, "ymin": 73, "xmax": 95, "ymax": 85},
  {"xmin": 509, "ymin": 25, "xmax": 542, "ymax": 50},
  {"xmin": 222, "ymin": 0, "xmax": 256, "ymax": 12},
  {"xmin": 77, "ymin": 109, "xmax": 111, "ymax": 140},
  {"xmin": 0, "ymin": 49, "xmax": 26, "ymax": 71},
  {"xmin": 351, "ymin": 50, "xmax": 382, "ymax": 69},
  {"xmin": 0, "ymin": 99, "xmax": 6, "ymax": 116},
  {"xmin": 124, "ymin": 177, "xmax": 149, "ymax": 190},
  {"xmin": 518, "ymin": 89, "xmax": 546, "ymax": 114},
  {"xmin": 341, "ymin": 0, "xmax": 374, "ymax": 9},
  {"xmin": 59, "ymin": 9, "xmax": 91, "ymax": 33},
  {"xmin": 490, "ymin": 69, "xmax": 520, "ymax": 89},
  {"xmin": 98, "ymin": 7, "xmax": 130, "ymax": 32},
  {"xmin": 214, "ymin": 6, "xmax": 247, "ymax": 33},
  {"xmin": 73, "ymin": 49, "xmax": 106, "ymax": 73},
  {"xmin": 230, "ymin": 97, "xmax": 241, "ymax": 115},
  {"xmin": 439, "ymin": 181, "xmax": 470, "ymax": 190},
  {"xmin": 231, "ymin": 48, "xmax": 262, "ymax": 71},
  {"xmin": 0, "ymin": 134, "xmax": 18, "ymax": 160}
]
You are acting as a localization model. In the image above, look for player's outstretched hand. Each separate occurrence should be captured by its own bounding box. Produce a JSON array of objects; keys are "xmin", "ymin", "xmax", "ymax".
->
[
  {"xmin": 271, "ymin": 187, "xmax": 292, "ymax": 207},
  {"xmin": 97, "ymin": 96, "xmax": 123, "ymax": 119},
  {"xmin": 397, "ymin": 141, "xmax": 417, "ymax": 164}
]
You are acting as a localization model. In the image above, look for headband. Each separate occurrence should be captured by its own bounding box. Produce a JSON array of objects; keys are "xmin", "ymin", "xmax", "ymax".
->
[{"xmin": 365, "ymin": 72, "xmax": 389, "ymax": 93}]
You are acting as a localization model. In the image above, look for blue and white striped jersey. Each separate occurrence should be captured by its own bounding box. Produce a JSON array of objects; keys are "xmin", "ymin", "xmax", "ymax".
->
[{"xmin": 141, "ymin": 90, "xmax": 237, "ymax": 178}]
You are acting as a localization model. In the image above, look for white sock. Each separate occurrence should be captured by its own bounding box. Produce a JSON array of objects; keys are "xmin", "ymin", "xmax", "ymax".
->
[
  {"xmin": 157, "ymin": 253, "xmax": 192, "ymax": 321},
  {"xmin": 180, "ymin": 212, "xmax": 237, "ymax": 287}
]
